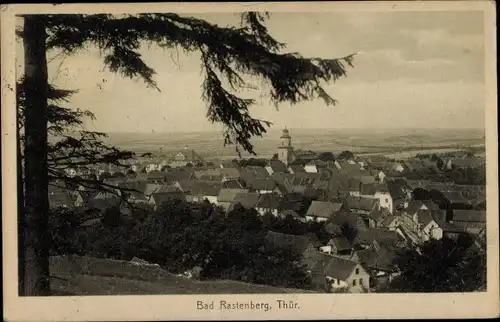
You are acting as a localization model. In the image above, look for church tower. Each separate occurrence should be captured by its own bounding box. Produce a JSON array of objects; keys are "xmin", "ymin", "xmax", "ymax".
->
[{"xmin": 277, "ymin": 127, "xmax": 294, "ymax": 166}]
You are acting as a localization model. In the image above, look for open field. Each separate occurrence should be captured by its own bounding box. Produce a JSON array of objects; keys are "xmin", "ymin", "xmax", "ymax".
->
[
  {"xmin": 49, "ymin": 255, "xmax": 315, "ymax": 295},
  {"xmin": 101, "ymin": 128, "xmax": 485, "ymax": 159}
]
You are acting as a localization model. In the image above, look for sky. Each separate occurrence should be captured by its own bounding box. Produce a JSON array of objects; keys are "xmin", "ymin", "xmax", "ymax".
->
[{"xmin": 16, "ymin": 11, "xmax": 486, "ymax": 133}]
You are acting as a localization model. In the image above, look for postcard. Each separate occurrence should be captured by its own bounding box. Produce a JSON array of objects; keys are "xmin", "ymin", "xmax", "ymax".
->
[{"xmin": 1, "ymin": 1, "xmax": 498, "ymax": 321}]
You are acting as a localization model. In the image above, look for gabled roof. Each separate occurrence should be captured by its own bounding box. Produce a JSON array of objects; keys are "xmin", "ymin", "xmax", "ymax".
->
[
  {"xmin": 219, "ymin": 167, "xmax": 241, "ymax": 178},
  {"xmin": 354, "ymin": 228, "xmax": 402, "ymax": 249},
  {"xmin": 245, "ymin": 177, "xmax": 276, "ymax": 191},
  {"xmin": 175, "ymin": 149, "xmax": 203, "ymax": 161},
  {"xmin": 345, "ymin": 196, "xmax": 378, "ymax": 212},
  {"xmin": 217, "ymin": 188, "xmax": 249, "ymax": 203},
  {"xmin": 243, "ymin": 166, "xmax": 269, "ymax": 178},
  {"xmin": 277, "ymin": 192, "xmax": 312, "ymax": 213},
  {"xmin": 306, "ymin": 160, "xmax": 327, "ymax": 167},
  {"xmin": 266, "ymin": 160, "xmax": 288, "ymax": 173},
  {"xmin": 146, "ymin": 171, "xmax": 169, "ymax": 181},
  {"xmin": 163, "ymin": 171, "xmax": 193, "ymax": 184},
  {"xmin": 291, "ymin": 185, "xmax": 318, "ymax": 198},
  {"xmin": 380, "ymin": 215, "xmax": 399, "ymax": 228},
  {"xmin": 312, "ymin": 253, "xmax": 360, "ymax": 280},
  {"xmin": 222, "ymin": 179, "xmax": 245, "ymax": 189},
  {"xmin": 306, "ymin": 201, "xmax": 344, "ymax": 219},
  {"xmin": 265, "ymin": 231, "xmax": 311, "ymax": 254},
  {"xmin": 220, "ymin": 160, "xmax": 241, "ymax": 169},
  {"xmin": 155, "ymin": 185, "xmax": 182, "ymax": 194},
  {"xmin": 144, "ymin": 183, "xmax": 162, "ymax": 196},
  {"xmin": 328, "ymin": 236, "xmax": 352, "ymax": 252},
  {"xmin": 416, "ymin": 210, "xmax": 436, "ymax": 227},
  {"xmin": 386, "ymin": 181, "xmax": 406, "ymax": 199},
  {"xmin": 442, "ymin": 191, "xmax": 468, "ymax": 203},
  {"xmin": 280, "ymin": 209, "xmax": 302, "ymax": 219},
  {"xmin": 452, "ymin": 210, "xmax": 486, "ymax": 223},
  {"xmin": 404, "ymin": 200, "xmax": 427, "ymax": 216},
  {"xmin": 231, "ymin": 192, "xmax": 260, "ymax": 209},
  {"xmin": 151, "ymin": 191, "xmax": 186, "ymax": 206},
  {"xmin": 176, "ymin": 179, "xmax": 221, "ymax": 197},
  {"xmin": 288, "ymin": 164, "xmax": 306, "ymax": 173},
  {"xmin": 256, "ymin": 194, "xmax": 281, "ymax": 209}
]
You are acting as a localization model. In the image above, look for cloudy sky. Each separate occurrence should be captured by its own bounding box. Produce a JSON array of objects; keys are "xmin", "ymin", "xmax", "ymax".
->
[{"xmin": 16, "ymin": 11, "xmax": 486, "ymax": 133}]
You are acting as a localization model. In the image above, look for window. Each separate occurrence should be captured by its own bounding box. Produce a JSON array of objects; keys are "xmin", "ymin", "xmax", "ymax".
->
[
  {"xmin": 337, "ymin": 279, "xmax": 340, "ymax": 285},
  {"xmin": 355, "ymin": 268, "xmax": 359, "ymax": 275},
  {"xmin": 352, "ymin": 279, "xmax": 357, "ymax": 286},
  {"xmin": 359, "ymin": 278, "xmax": 363, "ymax": 285},
  {"xmin": 385, "ymin": 198, "xmax": 389, "ymax": 203}
]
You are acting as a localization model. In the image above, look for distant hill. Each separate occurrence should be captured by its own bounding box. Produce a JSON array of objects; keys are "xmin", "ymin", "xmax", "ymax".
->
[
  {"xmin": 50, "ymin": 255, "xmax": 315, "ymax": 295},
  {"xmin": 97, "ymin": 128, "xmax": 485, "ymax": 160}
]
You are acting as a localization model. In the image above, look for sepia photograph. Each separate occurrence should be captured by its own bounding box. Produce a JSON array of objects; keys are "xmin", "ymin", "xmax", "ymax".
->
[{"xmin": 2, "ymin": 1, "xmax": 498, "ymax": 321}]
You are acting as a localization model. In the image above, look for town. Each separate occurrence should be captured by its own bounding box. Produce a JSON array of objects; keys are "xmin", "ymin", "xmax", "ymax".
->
[{"xmin": 47, "ymin": 127, "xmax": 487, "ymax": 293}]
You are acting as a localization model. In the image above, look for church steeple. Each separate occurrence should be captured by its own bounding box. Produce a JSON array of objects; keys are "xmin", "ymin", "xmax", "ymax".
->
[{"xmin": 277, "ymin": 127, "xmax": 294, "ymax": 165}]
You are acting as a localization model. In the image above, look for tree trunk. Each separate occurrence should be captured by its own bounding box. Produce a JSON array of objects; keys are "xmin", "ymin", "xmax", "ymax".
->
[{"xmin": 21, "ymin": 15, "xmax": 51, "ymax": 296}]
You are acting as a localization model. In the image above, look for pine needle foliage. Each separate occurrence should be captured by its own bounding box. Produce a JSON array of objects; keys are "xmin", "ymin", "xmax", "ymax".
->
[{"xmin": 22, "ymin": 12, "xmax": 354, "ymax": 154}]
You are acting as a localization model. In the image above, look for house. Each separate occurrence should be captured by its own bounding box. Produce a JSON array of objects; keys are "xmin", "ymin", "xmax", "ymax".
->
[
  {"xmin": 364, "ymin": 206, "xmax": 392, "ymax": 229},
  {"xmin": 86, "ymin": 193, "xmax": 122, "ymax": 212},
  {"xmin": 150, "ymin": 191, "xmax": 186, "ymax": 209},
  {"xmin": 242, "ymin": 166, "xmax": 269, "ymax": 178},
  {"xmin": 305, "ymin": 201, "xmax": 348, "ymax": 223},
  {"xmin": 319, "ymin": 236, "xmax": 352, "ymax": 256},
  {"xmin": 245, "ymin": 177, "xmax": 277, "ymax": 194},
  {"xmin": 277, "ymin": 192, "xmax": 313, "ymax": 217},
  {"xmin": 228, "ymin": 192, "xmax": 260, "ymax": 212},
  {"xmin": 345, "ymin": 196, "xmax": 380, "ymax": 215},
  {"xmin": 145, "ymin": 171, "xmax": 169, "ymax": 183},
  {"xmin": 391, "ymin": 162, "xmax": 406, "ymax": 173},
  {"xmin": 291, "ymin": 185, "xmax": 318, "ymax": 199},
  {"xmin": 255, "ymin": 194, "xmax": 281, "ymax": 216},
  {"xmin": 219, "ymin": 168, "xmax": 241, "ymax": 181},
  {"xmin": 353, "ymin": 228, "xmax": 403, "ymax": 250},
  {"xmin": 265, "ymin": 160, "xmax": 289, "ymax": 175},
  {"xmin": 356, "ymin": 243, "xmax": 399, "ymax": 288},
  {"xmin": 449, "ymin": 210, "xmax": 486, "ymax": 228},
  {"xmin": 402, "ymin": 200, "xmax": 431, "ymax": 219},
  {"xmin": 217, "ymin": 188, "xmax": 249, "ymax": 211},
  {"xmin": 397, "ymin": 207, "xmax": 444, "ymax": 244},
  {"xmin": 127, "ymin": 190, "xmax": 149, "ymax": 204},
  {"xmin": 174, "ymin": 179, "xmax": 221, "ymax": 204},
  {"xmin": 222, "ymin": 179, "xmax": 245, "ymax": 189},
  {"xmin": 170, "ymin": 147, "xmax": 203, "ymax": 168},
  {"xmin": 288, "ymin": 164, "xmax": 306, "ymax": 174},
  {"xmin": 279, "ymin": 209, "xmax": 306, "ymax": 222},
  {"xmin": 219, "ymin": 160, "xmax": 240, "ymax": 169},
  {"xmin": 380, "ymin": 215, "xmax": 400, "ymax": 231},
  {"xmin": 415, "ymin": 210, "xmax": 444, "ymax": 241},
  {"xmin": 304, "ymin": 160, "xmax": 327, "ymax": 173},
  {"xmin": 306, "ymin": 252, "xmax": 370, "ymax": 293}
]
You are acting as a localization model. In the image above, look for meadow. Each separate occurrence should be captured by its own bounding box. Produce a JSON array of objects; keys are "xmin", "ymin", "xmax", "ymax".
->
[{"xmin": 50, "ymin": 255, "xmax": 315, "ymax": 295}]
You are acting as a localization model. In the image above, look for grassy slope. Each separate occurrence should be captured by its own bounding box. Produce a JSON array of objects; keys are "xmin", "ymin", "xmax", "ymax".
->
[{"xmin": 50, "ymin": 255, "xmax": 315, "ymax": 295}]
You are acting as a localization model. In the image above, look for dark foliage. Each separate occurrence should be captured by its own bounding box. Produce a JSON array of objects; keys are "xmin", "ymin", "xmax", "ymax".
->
[
  {"xmin": 381, "ymin": 236, "xmax": 486, "ymax": 292},
  {"xmin": 24, "ymin": 12, "xmax": 355, "ymax": 154}
]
